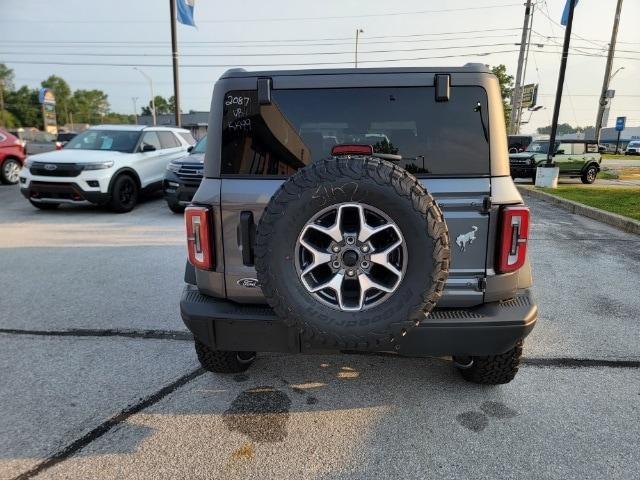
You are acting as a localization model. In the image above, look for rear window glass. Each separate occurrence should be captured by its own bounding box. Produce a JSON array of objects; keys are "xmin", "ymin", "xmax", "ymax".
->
[
  {"xmin": 158, "ymin": 131, "xmax": 180, "ymax": 148},
  {"xmin": 179, "ymin": 132, "xmax": 196, "ymax": 145},
  {"xmin": 221, "ymin": 87, "xmax": 490, "ymax": 177}
]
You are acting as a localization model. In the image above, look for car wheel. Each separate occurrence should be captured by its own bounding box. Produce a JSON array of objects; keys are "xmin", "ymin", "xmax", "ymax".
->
[
  {"xmin": 167, "ymin": 201, "xmax": 185, "ymax": 214},
  {"xmin": 454, "ymin": 341, "xmax": 523, "ymax": 385},
  {"xmin": 255, "ymin": 156, "xmax": 450, "ymax": 350},
  {"xmin": 109, "ymin": 175, "xmax": 139, "ymax": 213},
  {"xmin": 1, "ymin": 158, "xmax": 22, "ymax": 185},
  {"xmin": 195, "ymin": 340, "xmax": 255, "ymax": 373},
  {"xmin": 29, "ymin": 200, "xmax": 59, "ymax": 210},
  {"xmin": 581, "ymin": 165, "xmax": 597, "ymax": 184}
]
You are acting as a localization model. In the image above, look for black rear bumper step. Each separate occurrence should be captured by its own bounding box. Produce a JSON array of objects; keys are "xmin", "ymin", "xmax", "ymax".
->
[{"xmin": 180, "ymin": 286, "xmax": 537, "ymax": 356}]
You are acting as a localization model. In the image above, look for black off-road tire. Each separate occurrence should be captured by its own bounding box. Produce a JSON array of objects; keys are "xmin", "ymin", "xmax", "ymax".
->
[
  {"xmin": 457, "ymin": 341, "xmax": 523, "ymax": 385},
  {"xmin": 109, "ymin": 174, "xmax": 139, "ymax": 213},
  {"xmin": 194, "ymin": 340, "xmax": 256, "ymax": 374},
  {"xmin": 167, "ymin": 201, "xmax": 185, "ymax": 214},
  {"xmin": 581, "ymin": 165, "xmax": 598, "ymax": 184},
  {"xmin": 29, "ymin": 200, "xmax": 59, "ymax": 210},
  {"xmin": 255, "ymin": 156, "xmax": 450, "ymax": 350}
]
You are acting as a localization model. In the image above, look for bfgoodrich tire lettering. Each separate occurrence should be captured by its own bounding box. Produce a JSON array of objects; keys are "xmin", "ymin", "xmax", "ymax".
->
[{"xmin": 255, "ymin": 157, "xmax": 450, "ymax": 349}]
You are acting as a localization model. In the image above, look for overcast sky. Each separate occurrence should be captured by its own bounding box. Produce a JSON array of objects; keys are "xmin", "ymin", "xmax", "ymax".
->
[{"xmin": 1, "ymin": 0, "xmax": 639, "ymax": 133}]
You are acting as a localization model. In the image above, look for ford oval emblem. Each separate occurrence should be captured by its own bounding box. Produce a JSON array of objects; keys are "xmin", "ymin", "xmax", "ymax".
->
[
  {"xmin": 44, "ymin": 164, "xmax": 57, "ymax": 171},
  {"xmin": 237, "ymin": 278, "xmax": 260, "ymax": 288}
]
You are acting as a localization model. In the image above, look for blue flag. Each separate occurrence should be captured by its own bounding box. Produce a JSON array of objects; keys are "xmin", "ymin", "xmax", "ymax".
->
[
  {"xmin": 177, "ymin": 0, "xmax": 196, "ymax": 27},
  {"xmin": 560, "ymin": 0, "xmax": 579, "ymax": 26}
]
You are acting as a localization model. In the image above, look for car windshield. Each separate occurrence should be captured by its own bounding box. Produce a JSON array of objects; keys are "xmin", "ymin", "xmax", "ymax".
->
[
  {"xmin": 526, "ymin": 141, "xmax": 557, "ymax": 154},
  {"xmin": 64, "ymin": 130, "xmax": 141, "ymax": 153},
  {"xmin": 192, "ymin": 135, "xmax": 207, "ymax": 154}
]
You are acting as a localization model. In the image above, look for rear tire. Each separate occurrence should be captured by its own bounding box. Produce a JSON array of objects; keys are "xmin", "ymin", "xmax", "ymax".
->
[
  {"xmin": 29, "ymin": 200, "xmax": 59, "ymax": 210},
  {"xmin": 455, "ymin": 341, "xmax": 523, "ymax": 385},
  {"xmin": 194, "ymin": 340, "xmax": 256, "ymax": 373},
  {"xmin": 167, "ymin": 201, "xmax": 185, "ymax": 214},
  {"xmin": 581, "ymin": 165, "xmax": 597, "ymax": 184},
  {"xmin": 109, "ymin": 175, "xmax": 138, "ymax": 213}
]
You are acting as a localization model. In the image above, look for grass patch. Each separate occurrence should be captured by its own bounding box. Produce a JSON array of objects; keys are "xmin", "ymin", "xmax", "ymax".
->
[
  {"xmin": 539, "ymin": 186, "xmax": 640, "ymax": 221},
  {"xmin": 602, "ymin": 154, "xmax": 638, "ymax": 160},
  {"xmin": 598, "ymin": 170, "xmax": 619, "ymax": 180}
]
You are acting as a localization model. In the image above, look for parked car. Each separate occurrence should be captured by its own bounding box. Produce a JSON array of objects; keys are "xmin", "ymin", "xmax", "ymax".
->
[
  {"xmin": 0, "ymin": 128, "xmax": 26, "ymax": 185},
  {"xmin": 21, "ymin": 131, "xmax": 61, "ymax": 155},
  {"xmin": 164, "ymin": 134, "xmax": 206, "ymax": 213},
  {"xmin": 510, "ymin": 139, "xmax": 601, "ymax": 184},
  {"xmin": 179, "ymin": 64, "xmax": 537, "ymax": 385},
  {"xmin": 56, "ymin": 132, "xmax": 77, "ymax": 146},
  {"xmin": 508, "ymin": 135, "xmax": 533, "ymax": 153},
  {"xmin": 625, "ymin": 140, "xmax": 640, "ymax": 155},
  {"xmin": 19, "ymin": 125, "xmax": 192, "ymax": 212}
]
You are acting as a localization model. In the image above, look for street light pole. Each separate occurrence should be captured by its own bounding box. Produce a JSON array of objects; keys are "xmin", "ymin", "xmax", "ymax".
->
[
  {"xmin": 355, "ymin": 29, "xmax": 364, "ymax": 68},
  {"xmin": 595, "ymin": 0, "xmax": 624, "ymax": 142},
  {"xmin": 134, "ymin": 67, "xmax": 156, "ymax": 126},
  {"xmin": 169, "ymin": 0, "xmax": 182, "ymax": 127}
]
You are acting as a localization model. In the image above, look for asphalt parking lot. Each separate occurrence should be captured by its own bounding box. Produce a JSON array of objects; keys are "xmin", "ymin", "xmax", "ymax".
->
[{"xmin": 1, "ymin": 184, "xmax": 638, "ymax": 480}]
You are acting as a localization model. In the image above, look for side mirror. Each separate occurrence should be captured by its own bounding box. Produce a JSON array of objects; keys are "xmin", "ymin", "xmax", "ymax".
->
[
  {"xmin": 142, "ymin": 144, "xmax": 156, "ymax": 152},
  {"xmin": 556, "ymin": 149, "xmax": 565, "ymax": 155},
  {"xmin": 187, "ymin": 146, "xmax": 194, "ymax": 153}
]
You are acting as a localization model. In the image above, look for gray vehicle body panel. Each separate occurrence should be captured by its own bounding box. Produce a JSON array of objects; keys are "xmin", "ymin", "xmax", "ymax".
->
[{"xmin": 192, "ymin": 65, "xmax": 528, "ymax": 311}]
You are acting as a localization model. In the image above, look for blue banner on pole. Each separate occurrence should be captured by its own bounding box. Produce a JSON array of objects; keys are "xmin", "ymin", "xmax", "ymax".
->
[
  {"xmin": 177, "ymin": 0, "xmax": 196, "ymax": 27},
  {"xmin": 560, "ymin": 0, "xmax": 579, "ymax": 26},
  {"xmin": 615, "ymin": 116, "xmax": 626, "ymax": 132}
]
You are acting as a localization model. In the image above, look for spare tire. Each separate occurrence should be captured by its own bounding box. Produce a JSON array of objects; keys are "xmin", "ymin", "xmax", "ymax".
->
[{"xmin": 255, "ymin": 157, "xmax": 450, "ymax": 349}]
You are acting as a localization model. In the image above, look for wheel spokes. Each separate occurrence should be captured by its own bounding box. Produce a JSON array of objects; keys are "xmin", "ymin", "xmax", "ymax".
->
[
  {"xmin": 299, "ymin": 237, "xmax": 332, "ymax": 276},
  {"xmin": 369, "ymin": 238, "xmax": 403, "ymax": 277},
  {"xmin": 356, "ymin": 205, "xmax": 397, "ymax": 243}
]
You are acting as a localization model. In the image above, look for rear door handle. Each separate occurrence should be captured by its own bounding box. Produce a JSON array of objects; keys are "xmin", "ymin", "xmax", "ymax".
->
[{"xmin": 240, "ymin": 211, "xmax": 255, "ymax": 266}]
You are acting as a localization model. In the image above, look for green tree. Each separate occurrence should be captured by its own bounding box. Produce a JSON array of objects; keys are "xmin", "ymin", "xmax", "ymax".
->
[
  {"xmin": 5, "ymin": 86, "xmax": 41, "ymax": 128},
  {"xmin": 536, "ymin": 123, "xmax": 594, "ymax": 135},
  {"xmin": 0, "ymin": 63, "xmax": 15, "ymax": 91},
  {"xmin": 70, "ymin": 89, "xmax": 109, "ymax": 124},
  {"xmin": 102, "ymin": 112, "xmax": 135, "ymax": 124},
  {"xmin": 41, "ymin": 75, "xmax": 72, "ymax": 124},
  {"xmin": 141, "ymin": 95, "xmax": 171, "ymax": 116},
  {"xmin": 490, "ymin": 64, "xmax": 514, "ymax": 126}
]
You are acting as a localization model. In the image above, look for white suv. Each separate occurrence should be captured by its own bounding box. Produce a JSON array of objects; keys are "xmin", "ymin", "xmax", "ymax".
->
[{"xmin": 19, "ymin": 125, "xmax": 194, "ymax": 212}]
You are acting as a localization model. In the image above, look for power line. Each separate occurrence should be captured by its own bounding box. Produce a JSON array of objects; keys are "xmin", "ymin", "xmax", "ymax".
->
[
  {"xmin": 0, "ymin": 4, "xmax": 523, "ymax": 24},
  {"xmin": 0, "ymin": 49, "xmax": 522, "ymax": 68}
]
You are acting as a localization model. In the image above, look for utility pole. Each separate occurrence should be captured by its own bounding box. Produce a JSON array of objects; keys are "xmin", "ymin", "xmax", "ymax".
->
[
  {"xmin": 132, "ymin": 97, "xmax": 139, "ymax": 124},
  {"xmin": 509, "ymin": 0, "xmax": 533, "ymax": 134},
  {"xmin": 355, "ymin": 29, "xmax": 364, "ymax": 68},
  {"xmin": 515, "ymin": 2, "xmax": 535, "ymax": 133},
  {"xmin": 547, "ymin": 0, "xmax": 578, "ymax": 166},
  {"xmin": 169, "ymin": 0, "xmax": 181, "ymax": 127},
  {"xmin": 595, "ymin": 0, "xmax": 623, "ymax": 142},
  {"xmin": 0, "ymin": 80, "xmax": 5, "ymax": 128}
]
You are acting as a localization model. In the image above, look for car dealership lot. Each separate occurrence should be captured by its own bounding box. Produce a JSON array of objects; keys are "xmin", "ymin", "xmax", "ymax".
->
[{"xmin": 0, "ymin": 185, "xmax": 638, "ymax": 480}]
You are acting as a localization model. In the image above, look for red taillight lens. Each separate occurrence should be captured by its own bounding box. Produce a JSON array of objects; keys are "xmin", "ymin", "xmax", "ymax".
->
[
  {"xmin": 185, "ymin": 206, "xmax": 213, "ymax": 270},
  {"xmin": 497, "ymin": 206, "xmax": 530, "ymax": 273},
  {"xmin": 55, "ymin": 142, "xmax": 63, "ymax": 150}
]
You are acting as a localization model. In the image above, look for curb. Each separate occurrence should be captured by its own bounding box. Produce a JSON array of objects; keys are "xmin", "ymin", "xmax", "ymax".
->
[{"xmin": 518, "ymin": 186, "xmax": 640, "ymax": 235}]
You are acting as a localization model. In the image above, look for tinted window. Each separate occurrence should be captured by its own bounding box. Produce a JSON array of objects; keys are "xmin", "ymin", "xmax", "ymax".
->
[
  {"xmin": 158, "ymin": 131, "xmax": 180, "ymax": 149},
  {"xmin": 141, "ymin": 132, "xmax": 161, "ymax": 151},
  {"xmin": 557, "ymin": 143, "xmax": 572, "ymax": 155},
  {"xmin": 221, "ymin": 87, "xmax": 490, "ymax": 176},
  {"xmin": 179, "ymin": 132, "xmax": 196, "ymax": 145},
  {"xmin": 65, "ymin": 130, "xmax": 141, "ymax": 153}
]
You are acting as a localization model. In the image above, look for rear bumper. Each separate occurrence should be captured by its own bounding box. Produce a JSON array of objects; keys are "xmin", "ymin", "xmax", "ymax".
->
[
  {"xmin": 180, "ymin": 285, "xmax": 537, "ymax": 356},
  {"xmin": 163, "ymin": 172, "xmax": 200, "ymax": 206},
  {"xmin": 510, "ymin": 165, "xmax": 536, "ymax": 178}
]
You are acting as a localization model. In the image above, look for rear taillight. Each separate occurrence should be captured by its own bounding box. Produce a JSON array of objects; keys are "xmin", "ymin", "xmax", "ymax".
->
[
  {"xmin": 185, "ymin": 206, "xmax": 213, "ymax": 270},
  {"xmin": 497, "ymin": 206, "xmax": 530, "ymax": 273},
  {"xmin": 55, "ymin": 142, "xmax": 63, "ymax": 150}
]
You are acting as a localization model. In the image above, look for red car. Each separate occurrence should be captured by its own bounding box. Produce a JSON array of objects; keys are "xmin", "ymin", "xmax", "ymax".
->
[{"xmin": 0, "ymin": 128, "xmax": 26, "ymax": 185}]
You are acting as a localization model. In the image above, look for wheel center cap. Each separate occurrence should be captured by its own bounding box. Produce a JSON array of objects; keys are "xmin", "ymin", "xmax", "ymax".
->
[{"xmin": 342, "ymin": 249, "xmax": 359, "ymax": 267}]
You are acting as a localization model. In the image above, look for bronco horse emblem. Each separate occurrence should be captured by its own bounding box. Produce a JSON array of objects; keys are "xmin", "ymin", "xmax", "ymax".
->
[{"xmin": 456, "ymin": 226, "xmax": 478, "ymax": 252}]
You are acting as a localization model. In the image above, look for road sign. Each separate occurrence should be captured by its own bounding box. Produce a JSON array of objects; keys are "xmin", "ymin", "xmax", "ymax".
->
[
  {"xmin": 615, "ymin": 116, "xmax": 626, "ymax": 132},
  {"xmin": 38, "ymin": 88, "xmax": 57, "ymax": 135},
  {"xmin": 521, "ymin": 83, "xmax": 538, "ymax": 108}
]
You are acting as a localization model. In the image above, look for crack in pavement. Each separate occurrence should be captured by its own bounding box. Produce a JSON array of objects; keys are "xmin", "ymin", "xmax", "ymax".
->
[
  {"xmin": 0, "ymin": 328, "xmax": 192, "ymax": 341},
  {"xmin": 12, "ymin": 368, "xmax": 205, "ymax": 480}
]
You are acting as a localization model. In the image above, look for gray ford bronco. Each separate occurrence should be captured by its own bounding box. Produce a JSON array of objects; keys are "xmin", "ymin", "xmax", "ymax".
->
[{"xmin": 180, "ymin": 64, "xmax": 537, "ymax": 385}]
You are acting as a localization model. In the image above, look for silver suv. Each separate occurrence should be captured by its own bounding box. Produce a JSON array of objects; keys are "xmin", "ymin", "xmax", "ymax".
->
[{"xmin": 179, "ymin": 64, "xmax": 537, "ymax": 384}]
